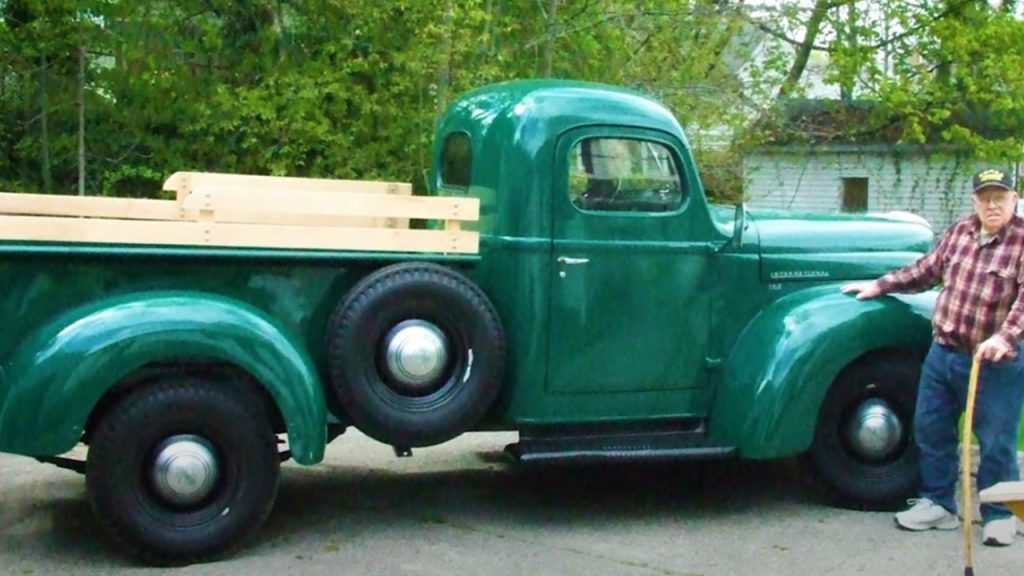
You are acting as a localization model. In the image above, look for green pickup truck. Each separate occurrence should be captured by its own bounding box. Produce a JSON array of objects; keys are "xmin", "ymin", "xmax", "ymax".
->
[{"xmin": 0, "ymin": 80, "xmax": 937, "ymax": 564}]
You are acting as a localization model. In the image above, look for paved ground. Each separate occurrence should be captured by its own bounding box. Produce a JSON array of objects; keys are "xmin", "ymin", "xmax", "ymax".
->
[{"xmin": 1, "ymin": 431, "xmax": 1021, "ymax": 576}]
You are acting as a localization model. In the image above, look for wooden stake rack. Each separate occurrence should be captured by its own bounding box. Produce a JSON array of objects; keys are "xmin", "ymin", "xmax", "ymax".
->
[{"xmin": 0, "ymin": 172, "xmax": 479, "ymax": 254}]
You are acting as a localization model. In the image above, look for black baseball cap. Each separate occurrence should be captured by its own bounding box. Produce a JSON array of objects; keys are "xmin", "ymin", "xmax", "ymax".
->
[{"xmin": 972, "ymin": 168, "xmax": 1015, "ymax": 194}]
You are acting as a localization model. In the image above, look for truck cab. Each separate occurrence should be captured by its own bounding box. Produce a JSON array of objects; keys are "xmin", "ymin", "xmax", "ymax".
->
[{"xmin": 435, "ymin": 79, "xmax": 936, "ymax": 507}]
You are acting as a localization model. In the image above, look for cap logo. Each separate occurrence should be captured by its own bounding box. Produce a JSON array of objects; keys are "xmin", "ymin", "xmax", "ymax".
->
[{"xmin": 978, "ymin": 169, "xmax": 1005, "ymax": 183}]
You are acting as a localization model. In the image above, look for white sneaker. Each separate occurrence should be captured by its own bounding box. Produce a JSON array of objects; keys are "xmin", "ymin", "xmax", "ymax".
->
[
  {"xmin": 982, "ymin": 517, "xmax": 1016, "ymax": 546},
  {"xmin": 894, "ymin": 498, "xmax": 960, "ymax": 531}
]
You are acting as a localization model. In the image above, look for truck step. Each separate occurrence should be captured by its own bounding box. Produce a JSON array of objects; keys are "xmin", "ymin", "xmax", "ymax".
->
[{"xmin": 505, "ymin": 421, "xmax": 735, "ymax": 464}]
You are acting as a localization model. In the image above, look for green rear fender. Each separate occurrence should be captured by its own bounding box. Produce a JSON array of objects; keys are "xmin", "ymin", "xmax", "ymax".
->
[
  {"xmin": 0, "ymin": 291, "xmax": 326, "ymax": 464},
  {"xmin": 710, "ymin": 286, "xmax": 935, "ymax": 458}
]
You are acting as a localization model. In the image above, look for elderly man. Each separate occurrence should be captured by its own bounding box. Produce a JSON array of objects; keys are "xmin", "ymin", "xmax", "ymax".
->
[{"xmin": 842, "ymin": 168, "xmax": 1024, "ymax": 546}]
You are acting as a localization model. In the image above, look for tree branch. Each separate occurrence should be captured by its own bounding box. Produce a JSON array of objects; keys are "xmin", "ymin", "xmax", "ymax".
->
[
  {"xmin": 777, "ymin": 0, "xmax": 833, "ymax": 100},
  {"xmin": 523, "ymin": 7, "xmax": 708, "ymax": 49},
  {"xmin": 862, "ymin": 0, "xmax": 977, "ymax": 50}
]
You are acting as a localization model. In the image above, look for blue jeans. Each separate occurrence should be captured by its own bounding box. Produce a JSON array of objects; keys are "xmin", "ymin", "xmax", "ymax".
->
[{"xmin": 916, "ymin": 342, "xmax": 1024, "ymax": 522}]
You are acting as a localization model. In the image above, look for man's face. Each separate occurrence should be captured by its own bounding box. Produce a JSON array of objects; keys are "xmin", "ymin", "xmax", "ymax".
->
[{"xmin": 972, "ymin": 186, "xmax": 1018, "ymax": 233}]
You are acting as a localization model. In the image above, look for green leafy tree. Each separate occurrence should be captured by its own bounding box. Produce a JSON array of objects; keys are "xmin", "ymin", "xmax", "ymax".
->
[{"xmin": 4, "ymin": 0, "xmax": 1024, "ymax": 201}]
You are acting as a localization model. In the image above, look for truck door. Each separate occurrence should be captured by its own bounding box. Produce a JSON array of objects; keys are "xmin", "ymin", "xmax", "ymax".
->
[{"xmin": 546, "ymin": 128, "xmax": 712, "ymax": 395}]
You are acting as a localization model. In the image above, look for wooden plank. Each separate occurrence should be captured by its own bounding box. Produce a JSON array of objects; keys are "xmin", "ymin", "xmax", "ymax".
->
[
  {"xmin": 979, "ymin": 481, "xmax": 1024, "ymax": 502},
  {"xmin": 208, "ymin": 222, "xmax": 477, "ymax": 254},
  {"xmin": 170, "ymin": 172, "xmax": 193, "ymax": 206},
  {"xmin": 164, "ymin": 171, "xmax": 413, "ymax": 198},
  {"xmin": 0, "ymin": 215, "xmax": 478, "ymax": 254},
  {"xmin": 979, "ymin": 481, "xmax": 1024, "ymax": 517},
  {"xmin": 0, "ymin": 192, "xmax": 181, "ymax": 221},
  {"xmin": 0, "ymin": 215, "xmax": 207, "ymax": 245},
  {"xmin": 178, "ymin": 210, "xmax": 405, "ymax": 229},
  {"xmin": 183, "ymin": 187, "xmax": 478, "ymax": 222}
]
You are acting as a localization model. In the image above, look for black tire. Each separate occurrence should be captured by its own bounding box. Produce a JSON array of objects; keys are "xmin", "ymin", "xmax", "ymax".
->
[
  {"xmin": 326, "ymin": 262, "xmax": 505, "ymax": 447},
  {"xmin": 809, "ymin": 354, "xmax": 921, "ymax": 510},
  {"xmin": 85, "ymin": 379, "xmax": 280, "ymax": 565}
]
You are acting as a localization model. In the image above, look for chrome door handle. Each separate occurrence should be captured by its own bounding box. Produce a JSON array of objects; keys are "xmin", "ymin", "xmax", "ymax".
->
[{"xmin": 557, "ymin": 256, "xmax": 590, "ymax": 265}]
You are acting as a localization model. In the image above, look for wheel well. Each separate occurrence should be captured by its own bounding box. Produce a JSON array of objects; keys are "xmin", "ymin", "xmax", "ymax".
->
[
  {"xmin": 811, "ymin": 346, "xmax": 925, "ymax": 436},
  {"xmin": 83, "ymin": 360, "xmax": 287, "ymax": 444},
  {"xmin": 837, "ymin": 347, "xmax": 926, "ymax": 383}
]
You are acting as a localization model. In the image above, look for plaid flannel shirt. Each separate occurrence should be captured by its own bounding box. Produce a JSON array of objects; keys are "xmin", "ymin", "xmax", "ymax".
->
[{"xmin": 877, "ymin": 214, "xmax": 1024, "ymax": 351}]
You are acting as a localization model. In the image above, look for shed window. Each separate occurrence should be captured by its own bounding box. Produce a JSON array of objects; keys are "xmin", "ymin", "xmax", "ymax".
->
[{"xmin": 842, "ymin": 177, "xmax": 868, "ymax": 212}]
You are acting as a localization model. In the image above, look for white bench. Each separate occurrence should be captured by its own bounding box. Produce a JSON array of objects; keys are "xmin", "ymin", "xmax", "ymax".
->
[{"xmin": 979, "ymin": 481, "xmax": 1024, "ymax": 517}]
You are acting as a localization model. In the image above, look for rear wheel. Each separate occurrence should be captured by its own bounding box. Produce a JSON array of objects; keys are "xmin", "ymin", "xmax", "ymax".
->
[
  {"xmin": 809, "ymin": 355, "xmax": 921, "ymax": 510},
  {"xmin": 86, "ymin": 378, "xmax": 279, "ymax": 564}
]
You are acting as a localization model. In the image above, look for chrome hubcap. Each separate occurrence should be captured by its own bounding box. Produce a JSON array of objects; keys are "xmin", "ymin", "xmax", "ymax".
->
[
  {"xmin": 383, "ymin": 320, "xmax": 449, "ymax": 391},
  {"xmin": 151, "ymin": 435, "xmax": 219, "ymax": 506},
  {"xmin": 846, "ymin": 398, "xmax": 903, "ymax": 461}
]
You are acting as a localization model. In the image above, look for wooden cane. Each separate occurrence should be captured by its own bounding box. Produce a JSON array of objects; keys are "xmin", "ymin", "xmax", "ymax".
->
[{"xmin": 961, "ymin": 358, "xmax": 980, "ymax": 576}]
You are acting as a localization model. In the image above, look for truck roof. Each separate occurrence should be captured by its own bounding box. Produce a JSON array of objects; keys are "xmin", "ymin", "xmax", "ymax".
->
[
  {"xmin": 432, "ymin": 80, "xmax": 693, "ymax": 213},
  {"xmin": 437, "ymin": 79, "xmax": 688, "ymax": 144}
]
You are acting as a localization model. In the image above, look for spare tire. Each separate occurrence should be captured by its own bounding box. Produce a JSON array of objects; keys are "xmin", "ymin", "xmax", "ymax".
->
[{"xmin": 325, "ymin": 262, "xmax": 505, "ymax": 447}]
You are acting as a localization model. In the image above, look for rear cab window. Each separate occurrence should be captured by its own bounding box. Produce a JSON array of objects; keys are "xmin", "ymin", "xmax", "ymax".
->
[{"xmin": 440, "ymin": 132, "xmax": 472, "ymax": 189}]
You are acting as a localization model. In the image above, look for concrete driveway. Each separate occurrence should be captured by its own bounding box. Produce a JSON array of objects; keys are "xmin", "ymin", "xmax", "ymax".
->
[{"xmin": 0, "ymin": 431, "xmax": 1020, "ymax": 576}]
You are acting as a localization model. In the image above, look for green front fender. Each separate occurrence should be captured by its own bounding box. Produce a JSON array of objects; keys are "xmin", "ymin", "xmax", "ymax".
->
[
  {"xmin": 709, "ymin": 285, "xmax": 935, "ymax": 459},
  {"xmin": 0, "ymin": 291, "xmax": 326, "ymax": 464}
]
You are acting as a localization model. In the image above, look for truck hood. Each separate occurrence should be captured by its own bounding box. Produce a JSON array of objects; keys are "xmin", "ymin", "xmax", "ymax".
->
[{"xmin": 749, "ymin": 209, "xmax": 935, "ymax": 283}]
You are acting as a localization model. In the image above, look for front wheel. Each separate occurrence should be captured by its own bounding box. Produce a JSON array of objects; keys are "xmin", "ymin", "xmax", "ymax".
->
[
  {"xmin": 86, "ymin": 378, "xmax": 280, "ymax": 564},
  {"xmin": 809, "ymin": 354, "xmax": 921, "ymax": 510}
]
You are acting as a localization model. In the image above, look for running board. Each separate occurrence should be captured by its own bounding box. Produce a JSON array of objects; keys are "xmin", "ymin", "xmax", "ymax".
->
[{"xmin": 505, "ymin": 422, "xmax": 736, "ymax": 464}]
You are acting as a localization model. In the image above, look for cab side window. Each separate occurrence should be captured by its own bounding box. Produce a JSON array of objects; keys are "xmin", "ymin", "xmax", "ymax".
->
[
  {"xmin": 568, "ymin": 138, "xmax": 684, "ymax": 213},
  {"xmin": 440, "ymin": 132, "xmax": 472, "ymax": 188}
]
